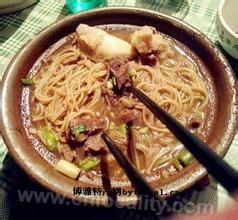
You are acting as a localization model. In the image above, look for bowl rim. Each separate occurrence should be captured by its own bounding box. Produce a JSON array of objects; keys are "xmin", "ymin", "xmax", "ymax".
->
[
  {"xmin": 218, "ymin": 0, "xmax": 238, "ymax": 38},
  {"xmin": 1, "ymin": 6, "xmax": 238, "ymax": 206}
]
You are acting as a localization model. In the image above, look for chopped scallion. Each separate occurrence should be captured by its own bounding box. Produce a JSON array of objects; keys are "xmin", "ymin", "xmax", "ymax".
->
[
  {"xmin": 111, "ymin": 76, "xmax": 117, "ymax": 87},
  {"xmin": 119, "ymin": 123, "xmax": 128, "ymax": 134},
  {"xmin": 55, "ymin": 159, "xmax": 80, "ymax": 179},
  {"xmin": 106, "ymin": 80, "xmax": 113, "ymax": 90},
  {"xmin": 21, "ymin": 78, "xmax": 33, "ymax": 86},
  {"xmin": 108, "ymin": 121, "xmax": 116, "ymax": 131},
  {"xmin": 41, "ymin": 127, "xmax": 58, "ymax": 151},
  {"xmin": 178, "ymin": 149, "xmax": 193, "ymax": 166},
  {"xmin": 128, "ymin": 69, "xmax": 137, "ymax": 77},
  {"xmin": 172, "ymin": 158, "xmax": 183, "ymax": 171},
  {"xmin": 78, "ymin": 158, "xmax": 100, "ymax": 170},
  {"xmin": 72, "ymin": 124, "xmax": 86, "ymax": 137}
]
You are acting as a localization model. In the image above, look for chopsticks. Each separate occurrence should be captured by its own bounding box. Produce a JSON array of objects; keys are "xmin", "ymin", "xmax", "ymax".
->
[
  {"xmin": 125, "ymin": 86, "xmax": 238, "ymax": 196},
  {"xmin": 101, "ymin": 133, "xmax": 162, "ymax": 202}
]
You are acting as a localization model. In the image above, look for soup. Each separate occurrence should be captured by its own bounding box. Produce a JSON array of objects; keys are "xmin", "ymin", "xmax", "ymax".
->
[{"xmin": 21, "ymin": 24, "xmax": 212, "ymax": 183}]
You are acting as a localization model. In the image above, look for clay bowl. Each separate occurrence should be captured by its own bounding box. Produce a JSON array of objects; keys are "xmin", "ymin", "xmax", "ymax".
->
[{"xmin": 1, "ymin": 7, "xmax": 237, "ymax": 206}]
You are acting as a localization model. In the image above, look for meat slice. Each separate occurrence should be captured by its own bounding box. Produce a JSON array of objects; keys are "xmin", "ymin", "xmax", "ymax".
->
[
  {"xmin": 70, "ymin": 117, "xmax": 106, "ymax": 134},
  {"xmin": 74, "ymin": 146, "xmax": 86, "ymax": 162},
  {"xmin": 188, "ymin": 117, "xmax": 201, "ymax": 129},
  {"xmin": 109, "ymin": 130, "xmax": 128, "ymax": 153},
  {"xmin": 68, "ymin": 117, "xmax": 106, "ymax": 142},
  {"xmin": 84, "ymin": 134, "xmax": 108, "ymax": 154},
  {"xmin": 74, "ymin": 133, "xmax": 89, "ymax": 143},
  {"xmin": 116, "ymin": 110, "xmax": 135, "ymax": 124},
  {"xmin": 61, "ymin": 144, "xmax": 75, "ymax": 162},
  {"xmin": 84, "ymin": 130, "xmax": 128, "ymax": 155},
  {"xmin": 115, "ymin": 109, "xmax": 143, "ymax": 126},
  {"xmin": 131, "ymin": 109, "xmax": 144, "ymax": 127},
  {"xmin": 107, "ymin": 58, "xmax": 131, "ymax": 89}
]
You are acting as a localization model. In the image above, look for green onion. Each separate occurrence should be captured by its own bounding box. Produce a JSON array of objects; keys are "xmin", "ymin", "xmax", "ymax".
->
[
  {"xmin": 72, "ymin": 124, "xmax": 86, "ymax": 137},
  {"xmin": 119, "ymin": 123, "xmax": 128, "ymax": 134},
  {"xmin": 78, "ymin": 157, "xmax": 100, "ymax": 170},
  {"xmin": 41, "ymin": 127, "xmax": 58, "ymax": 151},
  {"xmin": 111, "ymin": 76, "xmax": 117, "ymax": 87},
  {"xmin": 128, "ymin": 69, "xmax": 137, "ymax": 77},
  {"xmin": 55, "ymin": 159, "xmax": 80, "ymax": 179},
  {"xmin": 178, "ymin": 149, "xmax": 193, "ymax": 166},
  {"xmin": 108, "ymin": 121, "xmax": 116, "ymax": 131},
  {"xmin": 21, "ymin": 78, "xmax": 33, "ymax": 86},
  {"xmin": 138, "ymin": 127, "xmax": 149, "ymax": 134},
  {"xmin": 106, "ymin": 80, "xmax": 113, "ymax": 90},
  {"xmin": 172, "ymin": 158, "xmax": 183, "ymax": 171}
]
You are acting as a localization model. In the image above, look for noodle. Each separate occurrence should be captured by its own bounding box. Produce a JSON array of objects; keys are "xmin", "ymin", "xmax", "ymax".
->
[{"xmin": 30, "ymin": 31, "xmax": 208, "ymax": 174}]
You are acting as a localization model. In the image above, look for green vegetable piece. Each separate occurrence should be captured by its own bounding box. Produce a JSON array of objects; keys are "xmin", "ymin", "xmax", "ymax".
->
[
  {"xmin": 106, "ymin": 80, "xmax": 113, "ymax": 90},
  {"xmin": 55, "ymin": 159, "xmax": 80, "ymax": 179},
  {"xmin": 41, "ymin": 127, "xmax": 58, "ymax": 151},
  {"xmin": 111, "ymin": 76, "xmax": 117, "ymax": 87},
  {"xmin": 21, "ymin": 78, "xmax": 33, "ymax": 86},
  {"xmin": 138, "ymin": 127, "xmax": 149, "ymax": 134},
  {"xmin": 178, "ymin": 149, "xmax": 193, "ymax": 166},
  {"xmin": 78, "ymin": 158, "xmax": 100, "ymax": 170},
  {"xmin": 128, "ymin": 69, "xmax": 137, "ymax": 77},
  {"xmin": 108, "ymin": 121, "xmax": 116, "ymax": 131},
  {"xmin": 172, "ymin": 158, "xmax": 183, "ymax": 171},
  {"xmin": 72, "ymin": 124, "xmax": 86, "ymax": 137},
  {"xmin": 119, "ymin": 123, "xmax": 128, "ymax": 134}
]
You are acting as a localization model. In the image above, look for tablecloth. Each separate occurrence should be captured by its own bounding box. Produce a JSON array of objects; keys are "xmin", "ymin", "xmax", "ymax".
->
[{"xmin": 0, "ymin": 0, "xmax": 238, "ymax": 219}]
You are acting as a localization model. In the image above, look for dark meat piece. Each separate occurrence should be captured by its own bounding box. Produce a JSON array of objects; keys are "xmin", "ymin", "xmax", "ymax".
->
[
  {"xmin": 74, "ymin": 146, "xmax": 86, "ymax": 162},
  {"xmin": 75, "ymin": 133, "xmax": 89, "ymax": 142},
  {"xmin": 116, "ymin": 109, "xmax": 143, "ymax": 126},
  {"xmin": 61, "ymin": 144, "xmax": 75, "ymax": 162},
  {"xmin": 109, "ymin": 130, "xmax": 128, "ymax": 153},
  {"xmin": 84, "ymin": 131, "xmax": 128, "ymax": 155},
  {"xmin": 68, "ymin": 117, "xmax": 106, "ymax": 143},
  {"xmin": 133, "ymin": 110, "xmax": 144, "ymax": 127},
  {"xmin": 188, "ymin": 117, "xmax": 201, "ymax": 129},
  {"xmin": 107, "ymin": 58, "xmax": 131, "ymax": 89},
  {"xmin": 116, "ymin": 110, "xmax": 135, "ymax": 124},
  {"xmin": 70, "ymin": 117, "xmax": 106, "ymax": 135},
  {"xmin": 84, "ymin": 135, "xmax": 108, "ymax": 154}
]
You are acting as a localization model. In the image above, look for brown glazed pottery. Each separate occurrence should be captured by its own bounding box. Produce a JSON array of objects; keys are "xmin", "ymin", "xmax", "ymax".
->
[{"xmin": 1, "ymin": 7, "xmax": 237, "ymax": 206}]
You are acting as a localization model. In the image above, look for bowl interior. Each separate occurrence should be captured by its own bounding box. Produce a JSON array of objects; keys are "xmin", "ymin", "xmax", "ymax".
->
[{"xmin": 1, "ymin": 7, "xmax": 237, "ymax": 206}]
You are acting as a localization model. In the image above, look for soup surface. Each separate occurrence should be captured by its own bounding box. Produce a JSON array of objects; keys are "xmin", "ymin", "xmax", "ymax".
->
[{"xmin": 21, "ymin": 24, "xmax": 216, "ymax": 184}]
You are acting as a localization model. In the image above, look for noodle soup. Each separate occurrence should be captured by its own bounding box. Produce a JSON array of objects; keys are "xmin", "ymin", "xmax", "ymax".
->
[{"xmin": 21, "ymin": 24, "xmax": 215, "ymax": 184}]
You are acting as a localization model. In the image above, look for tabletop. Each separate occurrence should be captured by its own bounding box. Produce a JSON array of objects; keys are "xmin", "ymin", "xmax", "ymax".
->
[{"xmin": 0, "ymin": 0, "xmax": 238, "ymax": 219}]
